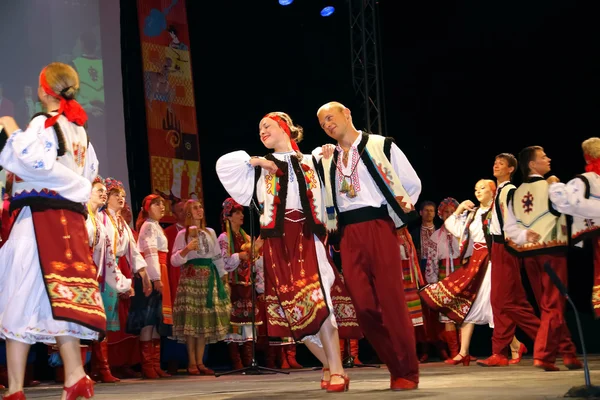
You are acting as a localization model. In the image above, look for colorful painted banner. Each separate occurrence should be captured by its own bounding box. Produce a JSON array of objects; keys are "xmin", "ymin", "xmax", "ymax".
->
[{"xmin": 136, "ymin": 0, "xmax": 202, "ymax": 222}]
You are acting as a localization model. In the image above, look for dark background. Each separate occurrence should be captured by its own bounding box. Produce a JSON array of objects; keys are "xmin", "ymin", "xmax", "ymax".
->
[{"xmin": 120, "ymin": 0, "xmax": 600, "ymax": 365}]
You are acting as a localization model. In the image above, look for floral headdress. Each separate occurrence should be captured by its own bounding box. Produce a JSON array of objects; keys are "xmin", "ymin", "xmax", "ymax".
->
[
  {"xmin": 437, "ymin": 197, "xmax": 459, "ymax": 218},
  {"xmin": 221, "ymin": 197, "xmax": 247, "ymax": 261},
  {"xmin": 104, "ymin": 177, "xmax": 124, "ymax": 193},
  {"xmin": 93, "ymin": 175, "xmax": 105, "ymax": 186}
]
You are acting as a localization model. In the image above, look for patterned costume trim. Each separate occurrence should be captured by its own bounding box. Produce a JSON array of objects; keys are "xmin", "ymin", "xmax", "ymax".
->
[
  {"xmin": 33, "ymin": 209, "xmax": 106, "ymax": 333},
  {"xmin": 419, "ymin": 246, "xmax": 489, "ymax": 324},
  {"xmin": 331, "ymin": 295, "xmax": 359, "ymax": 327},
  {"xmin": 265, "ymin": 280, "xmax": 327, "ymax": 331}
]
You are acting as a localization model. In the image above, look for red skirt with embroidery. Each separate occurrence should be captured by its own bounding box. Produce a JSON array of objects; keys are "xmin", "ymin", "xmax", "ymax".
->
[
  {"xmin": 32, "ymin": 208, "xmax": 106, "ymax": 333},
  {"xmin": 262, "ymin": 211, "xmax": 360, "ymax": 341},
  {"xmin": 419, "ymin": 244, "xmax": 489, "ymax": 324}
]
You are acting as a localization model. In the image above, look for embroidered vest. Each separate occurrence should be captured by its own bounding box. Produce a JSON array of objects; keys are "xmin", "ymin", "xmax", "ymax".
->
[
  {"xmin": 507, "ymin": 177, "xmax": 568, "ymax": 255},
  {"xmin": 252, "ymin": 153, "xmax": 326, "ymax": 239},
  {"xmin": 494, "ymin": 182, "xmax": 516, "ymax": 242},
  {"xmin": 319, "ymin": 133, "xmax": 418, "ymax": 232},
  {"xmin": 570, "ymin": 172, "xmax": 600, "ymax": 243}
]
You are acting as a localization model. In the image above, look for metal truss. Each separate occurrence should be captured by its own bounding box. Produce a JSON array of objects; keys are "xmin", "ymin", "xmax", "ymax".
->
[{"xmin": 348, "ymin": 0, "xmax": 385, "ymax": 135}]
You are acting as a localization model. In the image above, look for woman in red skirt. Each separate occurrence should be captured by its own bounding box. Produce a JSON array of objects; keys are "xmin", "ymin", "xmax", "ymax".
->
[{"xmin": 216, "ymin": 112, "xmax": 361, "ymax": 392}]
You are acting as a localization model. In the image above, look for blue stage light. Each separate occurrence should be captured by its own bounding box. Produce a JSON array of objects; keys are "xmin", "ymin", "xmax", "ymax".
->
[
  {"xmin": 279, "ymin": 0, "xmax": 294, "ymax": 5},
  {"xmin": 320, "ymin": 6, "xmax": 335, "ymax": 17}
]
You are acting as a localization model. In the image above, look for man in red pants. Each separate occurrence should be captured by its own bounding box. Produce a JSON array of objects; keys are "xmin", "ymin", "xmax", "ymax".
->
[
  {"xmin": 316, "ymin": 101, "xmax": 420, "ymax": 390},
  {"xmin": 478, "ymin": 153, "xmax": 541, "ymax": 367},
  {"xmin": 502, "ymin": 146, "xmax": 582, "ymax": 371}
]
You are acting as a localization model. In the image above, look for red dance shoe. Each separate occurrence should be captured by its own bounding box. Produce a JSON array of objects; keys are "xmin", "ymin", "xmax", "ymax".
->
[
  {"xmin": 2, "ymin": 391, "xmax": 26, "ymax": 400},
  {"xmin": 197, "ymin": 364, "xmax": 214, "ymax": 375},
  {"xmin": 444, "ymin": 354, "xmax": 470, "ymax": 366},
  {"xmin": 509, "ymin": 343, "xmax": 528, "ymax": 365},
  {"xmin": 326, "ymin": 374, "xmax": 349, "ymax": 392},
  {"xmin": 390, "ymin": 377, "xmax": 418, "ymax": 391},
  {"xmin": 477, "ymin": 354, "xmax": 509, "ymax": 367},
  {"xmin": 533, "ymin": 359, "xmax": 560, "ymax": 372},
  {"xmin": 320, "ymin": 368, "xmax": 330, "ymax": 390},
  {"xmin": 63, "ymin": 375, "xmax": 94, "ymax": 400},
  {"xmin": 563, "ymin": 356, "xmax": 583, "ymax": 370}
]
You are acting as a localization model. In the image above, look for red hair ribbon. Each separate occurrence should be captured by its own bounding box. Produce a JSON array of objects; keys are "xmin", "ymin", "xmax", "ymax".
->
[
  {"xmin": 39, "ymin": 67, "xmax": 88, "ymax": 129},
  {"xmin": 143, "ymin": 194, "xmax": 161, "ymax": 212},
  {"xmin": 265, "ymin": 114, "xmax": 299, "ymax": 152},
  {"xmin": 585, "ymin": 155, "xmax": 600, "ymax": 176}
]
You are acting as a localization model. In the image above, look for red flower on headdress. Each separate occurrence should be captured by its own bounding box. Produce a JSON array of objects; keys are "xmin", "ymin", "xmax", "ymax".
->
[
  {"xmin": 93, "ymin": 175, "xmax": 105, "ymax": 186},
  {"xmin": 438, "ymin": 197, "xmax": 459, "ymax": 218},
  {"xmin": 222, "ymin": 197, "xmax": 243, "ymax": 218},
  {"xmin": 104, "ymin": 177, "xmax": 124, "ymax": 193}
]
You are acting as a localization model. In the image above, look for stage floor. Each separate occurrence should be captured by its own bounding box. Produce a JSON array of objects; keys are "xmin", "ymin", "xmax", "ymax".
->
[{"xmin": 17, "ymin": 356, "xmax": 599, "ymax": 399}]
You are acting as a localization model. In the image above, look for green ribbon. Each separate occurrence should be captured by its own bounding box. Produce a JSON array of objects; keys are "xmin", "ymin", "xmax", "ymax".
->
[{"xmin": 187, "ymin": 258, "xmax": 228, "ymax": 308}]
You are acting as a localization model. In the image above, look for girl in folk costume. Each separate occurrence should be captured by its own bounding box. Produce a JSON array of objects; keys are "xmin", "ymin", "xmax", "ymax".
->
[
  {"xmin": 216, "ymin": 112, "xmax": 361, "ymax": 392},
  {"xmin": 171, "ymin": 199, "xmax": 231, "ymax": 375},
  {"xmin": 86, "ymin": 176, "xmax": 133, "ymax": 383},
  {"xmin": 420, "ymin": 181, "xmax": 495, "ymax": 366},
  {"xmin": 0, "ymin": 62, "xmax": 101, "ymax": 400},
  {"xmin": 101, "ymin": 178, "xmax": 150, "ymax": 379},
  {"xmin": 420, "ymin": 180, "xmax": 525, "ymax": 366},
  {"xmin": 128, "ymin": 194, "xmax": 172, "ymax": 379},
  {"xmin": 428, "ymin": 198, "xmax": 462, "ymax": 358},
  {"xmin": 549, "ymin": 137, "xmax": 600, "ymax": 319},
  {"xmin": 218, "ymin": 197, "xmax": 265, "ymax": 370}
]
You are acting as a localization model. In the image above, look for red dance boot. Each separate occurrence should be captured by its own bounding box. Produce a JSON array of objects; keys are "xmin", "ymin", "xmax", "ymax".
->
[
  {"xmin": 139, "ymin": 341, "xmax": 159, "ymax": 379},
  {"xmin": 63, "ymin": 375, "xmax": 94, "ymax": 400},
  {"xmin": 476, "ymin": 353, "xmax": 509, "ymax": 367},
  {"xmin": 228, "ymin": 343, "xmax": 244, "ymax": 370},
  {"xmin": 443, "ymin": 330, "xmax": 460, "ymax": 359},
  {"xmin": 533, "ymin": 359, "xmax": 560, "ymax": 371},
  {"xmin": 265, "ymin": 346, "xmax": 277, "ymax": 369},
  {"xmin": 390, "ymin": 376, "xmax": 418, "ymax": 391},
  {"xmin": 349, "ymin": 339, "xmax": 362, "ymax": 365},
  {"xmin": 241, "ymin": 342, "xmax": 253, "ymax": 367},
  {"xmin": 563, "ymin": 355, "xmax": 583, "ymax": 370},
  {"xmin": 285, "ymin": 345, "xmax": 303, "ymax": 369},
  {"xmin": 2, "ymin": 391, "xmax": 26, "ymax": 399},
  {"xmin": 151, "ymin": 339, "xmax": 171, "ymax": 377},
  {"xmin": 91, "ymin": 340, "xmax": 120, "ymax": 383},
  {"xmin": 339, "ymin": 339, "xmax": 347, "ymax": 361},
  {"xmin": 278, "ymin": 347, "xmax": 290, "ymax": 369}
]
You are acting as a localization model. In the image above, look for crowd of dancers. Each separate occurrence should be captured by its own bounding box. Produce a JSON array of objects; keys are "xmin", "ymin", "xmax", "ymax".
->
[{"xmin": 0, "ymin": 62, "xmax": 597, "ymax": 400}]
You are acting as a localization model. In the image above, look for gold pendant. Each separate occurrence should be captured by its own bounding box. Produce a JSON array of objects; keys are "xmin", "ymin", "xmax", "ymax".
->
[
  {"xmin": 340, "ymin": 176, "xmax": 356, "ymax": 198},
  {"xmin": 340, "ymin": 178, "xmax": 350, "ymax": 194},
  {"xmin": 347, "ymin": 184, "xmax": 357, "ymax": 198}
]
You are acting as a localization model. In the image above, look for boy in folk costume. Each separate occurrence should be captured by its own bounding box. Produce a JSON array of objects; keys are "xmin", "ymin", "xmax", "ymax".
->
[
  {"xmin": 549, "ymin": 137, "xmax": 600, "ymax": 319},
  {"xmin": 315, "ymin": 102, "xmax": 421, "ymax": 390},
  {"xmin": 503, "ymin": 146, "xmax": 582, "ymax": 371},
  {"xmin": 216, "ymin": 111, "xmax": 361, "ymax": 392},
  {"xmin": 478, "ymin": 153, "xmax": 539, "ymax": 367}
]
